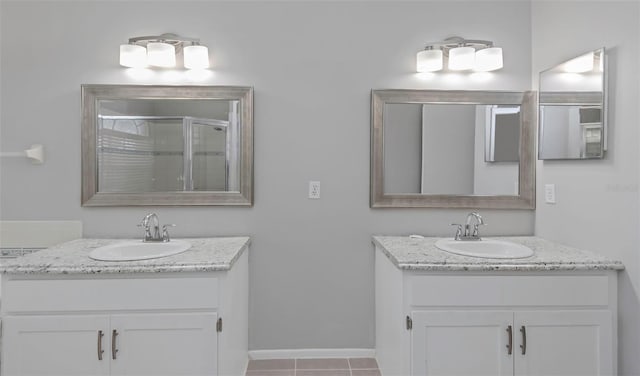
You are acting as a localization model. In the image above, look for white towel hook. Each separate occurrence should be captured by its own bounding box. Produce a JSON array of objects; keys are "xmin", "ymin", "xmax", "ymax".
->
[{"xmin": 0, "ymin": 144, "xmax": 45, "ymax": 164}]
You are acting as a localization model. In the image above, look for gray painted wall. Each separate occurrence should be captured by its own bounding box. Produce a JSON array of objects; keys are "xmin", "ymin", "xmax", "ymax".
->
[
  {"xmin": 532, "ymin": 2, "xmax": 640, "ymax": 374},
  {"xmin": 0, "ymin": 1, "xmax": 534, "ymax": 351}
]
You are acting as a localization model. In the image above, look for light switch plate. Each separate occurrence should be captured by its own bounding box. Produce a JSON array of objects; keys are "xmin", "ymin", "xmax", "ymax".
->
[
  {"xmin": 309, "ymin": 181, "xmax": 320, "ymax": 199},
  {"xmin": 544, "ymin": 184, "xmax": 556, "ymax": 204}
]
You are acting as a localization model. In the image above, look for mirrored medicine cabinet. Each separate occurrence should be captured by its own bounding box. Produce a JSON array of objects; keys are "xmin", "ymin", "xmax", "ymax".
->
[
  {"xmin": 538, "ymin": 48, "xmax": 606, "ymax": 160},
  {"xmin": 81, "ymin": 85, "xmax": 253, "ymax": 206},
  {"xmin": 371, "ymin": 90, "xmax": 536, "ymax": 209}
]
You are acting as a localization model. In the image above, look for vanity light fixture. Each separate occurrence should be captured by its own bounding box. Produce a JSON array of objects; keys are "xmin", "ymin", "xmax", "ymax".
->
[
  {"xmin": 416, "ymin": 48, "xmax": 443, "ymax": 72},
  {"xmin": 448, "ymin": 45, "xmax": 476, "ymax": 70},
  {"xmin": 183, "ymin": 45, "xmax": 210, "ymax": 69},
  {"xmin": 146, "ymin": 42, "xmax": 176, "ymax": 68},
  {"xmin": 119, "ymin": 33, "xmax": 210, "ymax": 69},
  {"xmin": 416, "ymin": 36, "xmax": 503, "ymax": 72}
]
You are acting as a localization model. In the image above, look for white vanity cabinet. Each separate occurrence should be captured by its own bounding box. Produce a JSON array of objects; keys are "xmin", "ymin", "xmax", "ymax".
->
[
  {"xmin": 3, "ymin": 312, "xmax": 219, "ymax": 376},
  {"xmin": 3, "ymin": 315, "xmax": 112, "ymax": 375},
  {"xmin": 374, "ymin": 237, "xmax": 621, "ymax": 376},
  {"xmin": 107, "ymin": 313, "xmax": 218, "ymax": 376},
  {"xmin": 0, "ymin": 238, "xmax": 249, "ymax": 376},
  {"xmin": 409, "ymin": 309, "xmax": 613, "ymax": 376}
]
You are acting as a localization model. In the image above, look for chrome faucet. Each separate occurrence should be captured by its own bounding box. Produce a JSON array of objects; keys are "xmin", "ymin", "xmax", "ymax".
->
[
  {"xmin": 138, "ymin": 213, "xmax": 174, "ymax": 242},
  {"xmin": 450, "ymin": 212, "xmax": 485, "ymax": 241},
  {"xmin": 465, "ymin": 212, "xmax": 484, "ymax": 238}
]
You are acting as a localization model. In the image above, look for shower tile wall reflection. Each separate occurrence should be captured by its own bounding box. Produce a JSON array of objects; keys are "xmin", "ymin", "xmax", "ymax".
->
[{"xmin": 96, "ymin": 99, "xmax": 240, "ymax": 193}]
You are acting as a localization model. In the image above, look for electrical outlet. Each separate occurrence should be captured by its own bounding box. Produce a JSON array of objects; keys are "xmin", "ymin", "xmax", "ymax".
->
[
  {"xmin": 309, "ymin": 181, "xmax": 321, "ymax": 199},
  {"xmin": 544, "ymin": 184, "xmax": 556, "ymax": 204}
]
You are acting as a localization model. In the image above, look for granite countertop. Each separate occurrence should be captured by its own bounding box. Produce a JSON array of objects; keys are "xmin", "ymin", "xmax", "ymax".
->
[
  {"xmin": 373, "ymin": 236, "xmax": 624, "ymax": 272},
  {"xmin": 0, "ymin": 237, "xmax": 250, "ymax": 274}
]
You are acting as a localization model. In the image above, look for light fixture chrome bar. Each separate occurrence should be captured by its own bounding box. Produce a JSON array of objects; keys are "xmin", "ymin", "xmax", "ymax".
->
[
  {"xmin": 422, "ymin": 36, "xmax": 494, "ymax": 53},
  {"xmin": 128, "ymin": 33, "xmax": 200, "ymax": 47}
]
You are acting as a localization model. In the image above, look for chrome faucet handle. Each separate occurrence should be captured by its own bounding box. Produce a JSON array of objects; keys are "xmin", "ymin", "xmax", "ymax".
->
[
  {"xmin": 450, "ymin": 223, "xmax": 464, "ymax": 240},
  {"xmin": 137, "ymin": 222, "xmax": 152, "ymax": 241},
  {"xmin": 472, "ymin": 222, "xmax": 486, "ymax": 237},
  {"xmin": 162, "ymin": 224, "xmax": 176, "ymax": 242}
]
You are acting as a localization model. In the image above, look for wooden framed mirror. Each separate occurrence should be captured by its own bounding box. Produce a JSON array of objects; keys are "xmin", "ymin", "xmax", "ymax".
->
[
  {"xmin": 81, "ymin": 85, "xmax": 253, "ymax": 206},
  {"xmin": 370, "ymin": 90, "xmax": 536, "ymax": 209}
]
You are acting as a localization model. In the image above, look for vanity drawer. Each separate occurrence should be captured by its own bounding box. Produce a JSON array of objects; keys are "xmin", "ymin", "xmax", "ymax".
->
[
  {"xmin": 408, "ymin": 274, "xmax": 610, "ymax": 307},
  {"xmin": 2, "ymin": 276, "xmax": 219, "ymax": 313}
]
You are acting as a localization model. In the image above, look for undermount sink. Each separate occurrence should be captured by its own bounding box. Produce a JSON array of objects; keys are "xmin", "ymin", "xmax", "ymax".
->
[
  {"xmin": 435, "ymin": 238, "xmax": 534, "ymax": 259},
  {"xmin": 89, "ymin": 240, "xmax": 192, "ymax": 261}
]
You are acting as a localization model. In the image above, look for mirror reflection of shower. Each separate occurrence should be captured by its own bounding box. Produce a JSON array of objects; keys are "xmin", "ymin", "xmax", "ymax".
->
[{"xmin": 97, "ymin": 100, "xmax": 240, "ymax": 193}]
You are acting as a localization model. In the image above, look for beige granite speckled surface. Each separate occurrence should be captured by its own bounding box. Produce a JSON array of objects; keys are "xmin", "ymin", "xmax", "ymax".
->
[
  {"xmin": 0, "ymin": 237, "xmax": 250, "ymax": 274},
  {"xmin": 373, "ymin": 236, "xmax": 624, "ymax": 271}
]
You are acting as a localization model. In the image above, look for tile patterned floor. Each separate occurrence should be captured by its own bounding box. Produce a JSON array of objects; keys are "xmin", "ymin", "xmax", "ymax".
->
[{"xmin": 246, "ymin": 358, "xmax": 381, "ymax": 376}]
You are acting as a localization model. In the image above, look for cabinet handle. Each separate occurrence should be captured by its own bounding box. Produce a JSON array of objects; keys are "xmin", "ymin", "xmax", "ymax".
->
[
  {"xmin": 506, "ymin": 325, "xmax": 513, "ymax": 355},
  {"xmin": 112, "ymin": 330, "xmax": 119, "ymax": 360},
  {"xmin": 97, "ymin": 330, "xmax": 104, "ymax": 360},
  {"xmin": 520, "ymin": 326, "xmax": 527, "ymax": 355}
]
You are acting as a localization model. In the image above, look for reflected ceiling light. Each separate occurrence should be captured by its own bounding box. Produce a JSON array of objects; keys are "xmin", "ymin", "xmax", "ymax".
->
[
  {"xmin": 562, "ymin": 51, "xmax": 594, "ymax": 73},
  {"xmin": 416, "ymin": 36, "xmax": 504, "ymax": 72},
  {"xmin": 119, "ymin": 33, "xmax": 210, "ymax": 70},
  {"xmin": 598, "ymin": 51, "xmax": 604, "ymax": 72}
]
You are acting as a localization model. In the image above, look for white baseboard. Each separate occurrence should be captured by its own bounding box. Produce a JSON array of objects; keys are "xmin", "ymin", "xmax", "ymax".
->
[{"xmin": 248, "ymin": 348, "xmax": 375, "ymax": 360}]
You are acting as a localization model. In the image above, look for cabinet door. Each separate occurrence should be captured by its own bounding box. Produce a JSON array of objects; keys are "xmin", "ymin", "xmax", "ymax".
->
[
  {"xmin": 109, "ymin": 313, "xmax": 218, "ymax": 376},
  {"xmin": 514, "ymin": 310, "xmax": 613, "ymax": 376},
  {"xmin": 2, "ymin": 315, "xmax": 110, "ymax": 376},
  {"xmin": 411, "ymin": 311, "xmax": 514, "ymax": 376}
]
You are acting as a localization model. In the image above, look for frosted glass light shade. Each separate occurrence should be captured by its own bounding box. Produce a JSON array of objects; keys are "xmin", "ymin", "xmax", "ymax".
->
[
  {"xmin": 416, "ymin": 49, "xmax": 443, "ymax": 72},
  {"xmin": 119, "ymin": 44, "xmax": 147, "ymax": 68},
  {"xmin": 184, "ymin": 45, "xmax": 210, "ymax": 69},
  {"xmin": 563, "ymin": 52, "xmax": 594, "ymax": 73},
  {"xmin": 474, "ymin": 47, "xmax": 503, "ymax": 71},
  {"xmin": 147, "ymin": 42, "xmax": 176, "ymax": 67},
  {"xmin": 448, "ymin": 46, "xmax": 475, "ymax": 70}
]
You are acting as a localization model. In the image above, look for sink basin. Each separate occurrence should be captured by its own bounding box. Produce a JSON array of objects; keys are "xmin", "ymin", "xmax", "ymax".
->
[
  {"xmin": 435, "ymin": 238, "xmax": 534, "ymax": 259},
  {"xmin": 89, "ymin": 240, "xmax": 192, "ymax": 261}
]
